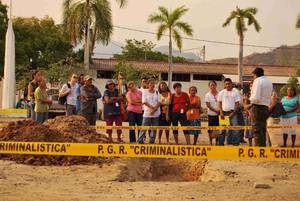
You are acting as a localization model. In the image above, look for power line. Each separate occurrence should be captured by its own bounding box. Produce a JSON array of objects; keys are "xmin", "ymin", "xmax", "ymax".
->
[{"xmin": 113, "ymin": 25, "xmax": 300, "ymax": 51}]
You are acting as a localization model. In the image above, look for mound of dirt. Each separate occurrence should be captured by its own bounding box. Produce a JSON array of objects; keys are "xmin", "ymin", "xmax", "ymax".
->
[
  {"xmin": 0, "ymin": 117, "xmax": 111, "ymax": 166},
  {"xmin": 117, "ymin": 158, "xmax": 207, "ymax": 182},
  {"xmin": 44, "ymin": 115, "xmax": 108, "ymax": 143}
]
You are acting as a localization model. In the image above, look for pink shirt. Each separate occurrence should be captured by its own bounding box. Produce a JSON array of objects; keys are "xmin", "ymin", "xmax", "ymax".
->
[{"xmin": 126, "ymin": 90, "xmax": 143, "ymax": 114}]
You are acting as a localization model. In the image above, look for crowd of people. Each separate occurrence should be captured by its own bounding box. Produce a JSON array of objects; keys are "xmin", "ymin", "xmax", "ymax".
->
[{"xmin": 26, "ymin": 67, "xmax": 299, "ymax": 147}]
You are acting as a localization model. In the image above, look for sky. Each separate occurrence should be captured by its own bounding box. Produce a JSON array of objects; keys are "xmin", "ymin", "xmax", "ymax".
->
[{"xmin": 2, "ymin": 0, "xmax": 300, "ymax": 60}]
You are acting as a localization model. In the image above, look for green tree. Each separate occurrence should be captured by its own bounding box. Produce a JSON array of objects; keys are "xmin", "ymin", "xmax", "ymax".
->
[
  {"xmin": 63, "ymin": 0, "xmax": 127, "ymax": 69},
  {"xmin": 13, "ymin": 16, "xmax": 73, "ymax": 72},
  {"xmin": 280, "ymin": 77, "xmax": 300, "ymax": 96},
  {"xmin": 0, "ymin": 2, "xmax": 8, "ymax": 76},
  {"xmin": 297, "ymin": 14, "xmax": 300, "ymax": 28},
  {"xmin": 148, "ymin": 6, "xmax": 193, "ymax": 87},
  {"xmin": 223, "ymin": 6, "xmax": 261, "ymax": 85},
  {"xmin": 114, "ymin": 62, "xmax": 159, "ymax": 84},
  {"xmin": 113, "ymin": 39, "xmax": 186, "ymax": 62}
]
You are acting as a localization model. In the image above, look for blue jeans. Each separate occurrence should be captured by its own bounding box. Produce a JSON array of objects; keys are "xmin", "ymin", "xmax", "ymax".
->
[
  {"xmin": 36, "ymin": 112, "xmax": 48, "ymax": 123},
  {"xmin": 218, "ymin": 111, "xmax": 240, "ymax": 146},
  {"xmin": 138, "ymin": 117, "xmax": 159, "ymax": 144},
  {"xmin": 128, "ymin": 111, "xmax": 143, "ymax": 143},
  {"xmin": 30, "ymin": 102, "xmax": 36, "ymax": 121},
  {"xmin": 171, "ymin": 112, "xmax": 189, "ymax": 135}
]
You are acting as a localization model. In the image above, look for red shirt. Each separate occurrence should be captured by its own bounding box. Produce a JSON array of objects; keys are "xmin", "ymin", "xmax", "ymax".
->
[{"xmin": 172, "ymin": 92, "xmax": 190, "ymax": 113}]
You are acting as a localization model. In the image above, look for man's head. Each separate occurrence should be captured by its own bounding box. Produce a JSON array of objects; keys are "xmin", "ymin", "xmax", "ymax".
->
[
  {"xmin": 79, "ymin": 74, "xmax": 85, "ymax": 85},
  {"xmin": 141, "ymin": 76, "xmax": 149, "ymax": 89},
  {"xmin": 224, "ymin": 78, "xmax": 233, "ymax": 91},
  {"xmin": 173, "ymin": 82, "xmax": 182, "ymax": 94},
  {"xmin": 148, "ymin": 79, "xmax": 155, "ymax": 90},
  {"xmin": 84, "ymin": 75, "xmax": 93, "ymax": 86},
  {"xmin": 252, "ymin": 67, "xmax": 264, "ymax": 79}
]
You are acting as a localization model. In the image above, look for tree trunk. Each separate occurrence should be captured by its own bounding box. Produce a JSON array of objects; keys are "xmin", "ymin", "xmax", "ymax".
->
[
  {"xmin": 84, "ymin": 0, "xmax": 90, "ymax": 70},
  {"xmin": 168, "ymin": 28, "xmax": 173, "ymax": 89},
  {"xmin": 238, "ymin": 36, "xmax": 243, "ymax": 87}
]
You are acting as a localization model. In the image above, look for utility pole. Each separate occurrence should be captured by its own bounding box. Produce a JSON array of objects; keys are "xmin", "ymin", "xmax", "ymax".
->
[{"xmin": 202, "ymin": 45, "xmax": 205, "ymax": 62}]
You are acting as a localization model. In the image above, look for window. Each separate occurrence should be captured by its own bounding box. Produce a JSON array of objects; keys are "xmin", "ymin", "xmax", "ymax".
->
[
  {"xmin": 97, "ymin": 70, "xmax": 114, "ymax": 79},
  {"xmin": 193, "ymin": 74, "xmax": 223, "ymax": 81},
  {"xmin": 161, "ymin": 73, "xmax": 191, "ymax": 82}
]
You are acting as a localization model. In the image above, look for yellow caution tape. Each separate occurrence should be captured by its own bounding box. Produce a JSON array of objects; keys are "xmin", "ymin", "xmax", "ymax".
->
[
  {"xmin": 0, "ymin": 141, "xmax": 299, "ymax": 161},
  {"xmin": 93, "ymin": 125, "xmax": 300, "ymax": 131},
  {"xmin": 0, "ymin": 109, "xmax": 27, "ymax": 115}
]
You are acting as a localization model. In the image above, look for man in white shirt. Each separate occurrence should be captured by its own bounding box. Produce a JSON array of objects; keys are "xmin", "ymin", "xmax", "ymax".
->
[
  {"xmin": 249, "ymin": 67, "xmax": 273, "ymax": 147},
  {"xmin": 59, "ymin": 74, "xmax": 78, "ymax": 116},
  {"xmin": 217, "ymin": 78, "xmax": 241, "ymax": 145}
]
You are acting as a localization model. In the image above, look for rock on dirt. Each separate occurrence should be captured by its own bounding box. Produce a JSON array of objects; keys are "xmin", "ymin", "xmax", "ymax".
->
[
  {"xmin": 254, "ymin": 183, "xmax": 271, "ymax": 189},
  {"xmin": 0, "ymin": 116, "xmax": 111, "ymax": 166}
]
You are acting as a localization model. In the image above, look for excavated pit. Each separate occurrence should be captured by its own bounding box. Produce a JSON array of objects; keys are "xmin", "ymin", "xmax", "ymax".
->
[{"xmin": 117, "ymin": 158, "xmax": 208, "ymax": 182}]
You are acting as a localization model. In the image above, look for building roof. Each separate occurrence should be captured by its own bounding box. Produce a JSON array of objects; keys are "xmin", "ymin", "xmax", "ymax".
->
[{"xmin": 91, "ymin": 58, "xmax": 296, "ymax": 77}]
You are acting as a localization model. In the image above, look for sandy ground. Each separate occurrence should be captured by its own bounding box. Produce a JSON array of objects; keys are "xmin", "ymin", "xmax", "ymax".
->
[{"xmin": 0, "ymin": 119, "xmax": 300, "ymax": 201}]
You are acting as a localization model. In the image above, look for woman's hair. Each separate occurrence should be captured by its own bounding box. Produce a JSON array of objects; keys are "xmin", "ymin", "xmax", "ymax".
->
[
  {"xmin": 208, "ymin": 80, "xmax": 217, "ymax": 86},
  {"xmin": 287, "ymin": 85, "xmax": 297, "ymax": 97},
  {"xmin": 31, "ymin": 70, "xmax": 39, "ymax": 80},
  {"xmin": 127, "ymin": 81, "xmax": 135, "ymax": 88},
  {"xmin": 173, "ymin": 82, "xmax": 182, "ymax": 90},
  {"xmin": 189, "ymin": 86, "xmax": 197, "ymax": 93},
  {"xmin": 158, "ymin": 81, "xmax": 170, "ymax": 93}
]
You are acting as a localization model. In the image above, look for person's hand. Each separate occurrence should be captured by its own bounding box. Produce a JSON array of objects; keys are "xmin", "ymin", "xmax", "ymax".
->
[
  {"xmin": 229, "ymin": 112, "xmax": 235, "ymax": 118},
  {"xmin": 220, "ymin": 113, "xmax": 225, "ymax": 120}
]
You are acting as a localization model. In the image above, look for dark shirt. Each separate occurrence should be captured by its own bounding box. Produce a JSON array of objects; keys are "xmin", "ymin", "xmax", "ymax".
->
[
  {"xmin": 103, "ymin": 89, "xmax": 121, "ymax": 117},
  {"xmin": 80, "ymin": 85, "xmax": 102, "ymax": 114}
]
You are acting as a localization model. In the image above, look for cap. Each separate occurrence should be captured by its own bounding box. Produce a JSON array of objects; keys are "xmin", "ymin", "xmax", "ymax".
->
[
  {"xmin": 84, "ymin": 75, "xmax": 93, "ymax": 81},
  {"xmin": 105, "ymin": 79, "xmax": 115, "ymax": 88}
]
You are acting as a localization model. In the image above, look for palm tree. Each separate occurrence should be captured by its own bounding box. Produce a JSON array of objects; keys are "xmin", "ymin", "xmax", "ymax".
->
[
  {"xmin": 223, "ymin": 6, "xmax": 261, "ymax": 84},
  {"xmin": 148, "ymin": 6, "xmax": 193, "ymax": 87},
  {"xmin": 63, "ymin": 0, "xmax": 127, "ymax": 69},
  {"xmin": 296, "ymin": 14, "xmax": 300, "ymax": 28}
]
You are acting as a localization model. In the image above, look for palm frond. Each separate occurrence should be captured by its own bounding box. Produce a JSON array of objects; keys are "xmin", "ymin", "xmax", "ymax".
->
[
  {"xmin": 92, "ymin": 0, "xmax": 113, "ymax": 45},
  {"xmin": 148, "ymin": 14, "xmax": 167, "ymax": 23},
  {"xmin": 157, "ymin": 24, "xmax": 168, "ymax": 40},
  {"xmin": 244, "ymin": 7, "xmax": 258, "ymax": 15},
  {"xmin": 169, "ymin": 5, "xmax": 189, "ymax": 25},
  {"xmin": 172, "ymin": 28, "xmax": 183, "ymax": 51},
  {"xmin": 222, "ymin": 11, "xmax": 237, "ymax": 27},
  {"xmin": 158, "ymin": 6, "xmax": 169, "ymax": 18},
  {"xmin": 175, "ymin": 21, "xmax": 193, "ymax": 36},
  {"xmin": 247, "ymin": 15, "xmax": 261, "ymax": 32},
  {"xmin": 114, "ymin": 0, "xmax": 127, "ymax": 8}
]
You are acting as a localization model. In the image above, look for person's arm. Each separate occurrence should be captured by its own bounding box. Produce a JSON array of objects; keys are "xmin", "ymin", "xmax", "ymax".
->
[
  {"xmin": 93, "ymin": 87, "xmax": 102, "ymax": 100},
  {"xmin": 36, "ymin": 90, "xmax": 52, "ymax": 105},
  {"xmin": 59, "ymin": 84, "xmax": 70, "ymax": 97},
  {"xmin": 285, "ymin": 100, "xmax": 299, "ymax": 113},
  {"xmin": 249, "ymin": 79, "xmax": 261, "ymax": 104},
  {"xmin": 28, "ymin": 83, "xmax": 34, "ymax": 98},
  {"xmin": 126, "ymin": 93, "xmax": 142, "ymax": 106},
  {"xmin": 219, "ymin": 101, "xmax": 224, "ymax": 118}
]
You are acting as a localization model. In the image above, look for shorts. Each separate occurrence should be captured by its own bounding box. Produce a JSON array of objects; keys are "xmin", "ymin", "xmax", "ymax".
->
[
  {"xmin": 208, "ymin": 115, "xmax": 219, "ymax": 134},
  {"xmin": 188, "ymin": 119, "xmax": 201, "ymax": 135},
  {"xmin": 280, "ymin": 116, "xmax": 297, "ymax": 135},
  {"xmin": 159, "ymin": 114, "xmax": 171, "ymax": 126}
]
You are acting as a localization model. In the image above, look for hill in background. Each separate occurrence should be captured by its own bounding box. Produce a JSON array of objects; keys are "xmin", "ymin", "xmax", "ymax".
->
[{"xmin": 209, "ymin": 44, "xmax": 300, "ymax": 66}]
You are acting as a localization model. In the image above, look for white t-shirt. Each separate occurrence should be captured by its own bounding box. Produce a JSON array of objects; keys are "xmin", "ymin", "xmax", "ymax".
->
[
  {"xmin": 217, "ymin": 89, "xmax": 241, "ymax": 112},
  {"xmin": 205, "ymin": 91, "xmax": 219, "ymax": 116},
  {"xmin": 60, "ymin": 82, "xmax": 78, "ymax": 106},
  {"xmin": 142, "ymin": 89, "xmax": 161, "ymax": 118}
]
